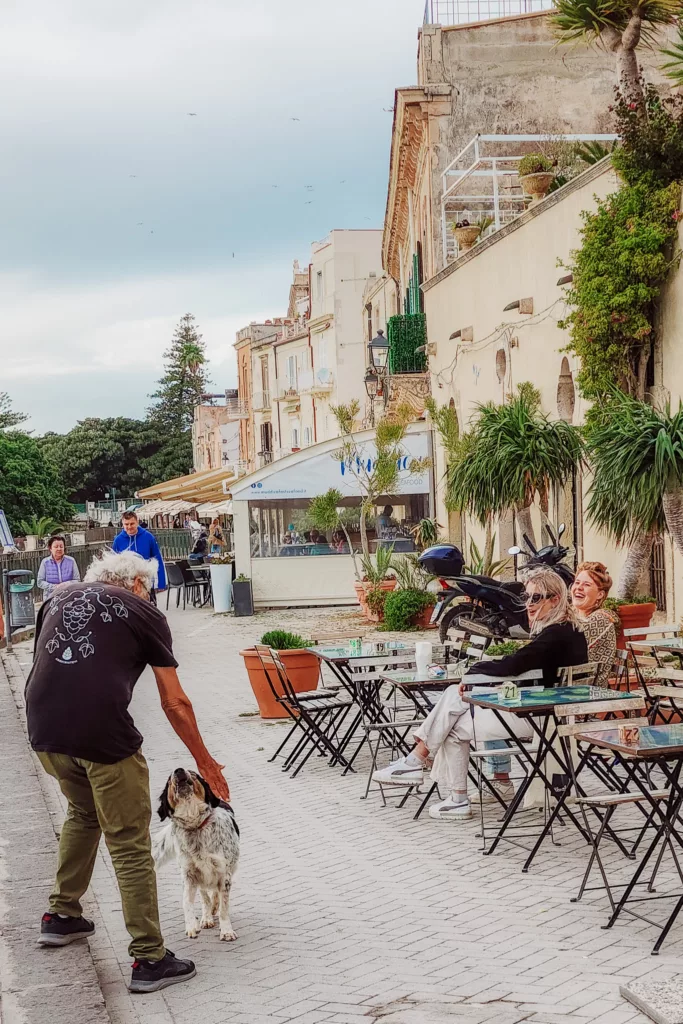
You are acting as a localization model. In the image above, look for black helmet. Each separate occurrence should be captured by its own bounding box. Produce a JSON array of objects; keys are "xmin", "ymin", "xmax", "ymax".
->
[{"xmin": 418, "ymin": 544, "xmax": 464, "ymax": 578}]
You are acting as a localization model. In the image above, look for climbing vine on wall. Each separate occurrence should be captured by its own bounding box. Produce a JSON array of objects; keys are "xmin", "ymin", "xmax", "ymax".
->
[{"xmin": 560, "ymin": 89, "xmax": 683, "ymax": 400}]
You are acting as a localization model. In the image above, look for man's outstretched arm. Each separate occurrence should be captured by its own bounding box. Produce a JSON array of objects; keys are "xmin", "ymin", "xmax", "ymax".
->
[{"xmin": 152, "ymin": 664, "xmax": 229, "ymax": 799}]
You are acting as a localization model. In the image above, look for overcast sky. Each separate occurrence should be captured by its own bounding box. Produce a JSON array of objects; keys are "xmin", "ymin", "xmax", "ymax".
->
[{"xmin": 1, "ymin": 0, "xmax": 420, "ymax": 434}]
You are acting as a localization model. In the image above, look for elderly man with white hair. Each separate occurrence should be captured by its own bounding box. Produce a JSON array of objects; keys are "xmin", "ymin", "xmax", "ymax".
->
[{"xmin": 25, "ymin": 549, "xmax": 227, "ymax": 994}]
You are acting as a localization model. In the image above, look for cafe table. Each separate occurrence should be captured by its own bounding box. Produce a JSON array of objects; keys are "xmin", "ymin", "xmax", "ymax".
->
[
  {"xmin": 308, "ymin": 642, "xmax": 414, "ymax": 771},
  {"xmin": 574, "ymin": 723, "xmax": 683, "ymax": 953},
  {"xmin": 186, "ymin": 564, "xmax": 213, "ymax": 607},
  {"xmin": 463, "ymin": 682, "xmax": 643, "ymax": 869}
]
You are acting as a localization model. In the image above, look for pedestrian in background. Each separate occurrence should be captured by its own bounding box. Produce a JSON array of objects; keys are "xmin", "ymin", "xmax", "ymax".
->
[
  {"xmin": 27, "ymin": 549, "xmax": 228, "ymax": 992},
  {"xmin": 112, "ymin": 511, "xmax": 167, "ymax": 598},
  {"xmin": 208, "ymin": 518, "xmax": 225, "ymax": 555},
  {"xmin": 37, "ymin": 535, "xmax": 80, "ymax": 601}
]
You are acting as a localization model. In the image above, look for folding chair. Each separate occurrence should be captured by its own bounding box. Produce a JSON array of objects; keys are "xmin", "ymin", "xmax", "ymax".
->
[
  {"xmin": 178, "ymin": 559, "xmax": 209, "ymax": 606},
  {"xmin": 625, "ymin": 623, "xmax": 681, "ymax": 642},
  {"xmin": 562, "ymin": 715, "xmax": 675, "ymax": 930},
  {"xmin": 255, "ymin": 644, "xmax": 356, "ymax": 777},
  {"xmin": 310, "ymin": 629, "xmax": 370, "ymax": 645},
  {"xmin": 644, "ymin": 667, "xmax": 683, "ymax": 724},
  {"xmin": 340, "ymin": 650, "xmax": 419, "ymax": 798}
]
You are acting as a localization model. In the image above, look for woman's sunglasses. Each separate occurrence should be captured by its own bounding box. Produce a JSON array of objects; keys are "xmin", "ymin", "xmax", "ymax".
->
[{"xmin": 525, "ymin": 592, "xmax": 547, "ymax": 606}]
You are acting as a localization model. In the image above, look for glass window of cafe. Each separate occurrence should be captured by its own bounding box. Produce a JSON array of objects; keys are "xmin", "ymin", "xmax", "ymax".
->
[{"xmin": 248, "ymin": 495, "xmax": 429, "ymax": 557}]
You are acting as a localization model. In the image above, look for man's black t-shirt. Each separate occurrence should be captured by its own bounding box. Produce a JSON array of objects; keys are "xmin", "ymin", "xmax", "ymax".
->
[{"xmin": 25, "ymin": 582, "xmax": 178, "ymax": 764}]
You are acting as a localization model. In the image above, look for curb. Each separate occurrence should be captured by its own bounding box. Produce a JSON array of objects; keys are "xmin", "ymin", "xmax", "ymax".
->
[{"xmin": 0, "ymin": 654, "xmax": 110, "ymax": 1024}]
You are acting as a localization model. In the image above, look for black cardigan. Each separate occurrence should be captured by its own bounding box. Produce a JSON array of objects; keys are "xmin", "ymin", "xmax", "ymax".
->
[{"xmin": 467, "ymin": 622, "xmax": 588, "ymax": 688}]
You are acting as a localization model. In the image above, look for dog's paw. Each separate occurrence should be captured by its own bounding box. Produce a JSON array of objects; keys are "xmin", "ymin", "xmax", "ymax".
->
[
  {"xmin": 185, "ymin": 923, "xmax": 200, "ymax": 938},
  {"xmin": 200, "ymin": 916, "xmax": 216, "ymax": 929},
  {"xmin": 219, "ymin": 929, "xmax": 237, "ymax": 942}
]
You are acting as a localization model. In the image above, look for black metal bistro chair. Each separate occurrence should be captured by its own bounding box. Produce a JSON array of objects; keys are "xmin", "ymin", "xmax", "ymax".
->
[{"xmin": 255, "ymin": 645, "xmax": 356, "ymax": 778}]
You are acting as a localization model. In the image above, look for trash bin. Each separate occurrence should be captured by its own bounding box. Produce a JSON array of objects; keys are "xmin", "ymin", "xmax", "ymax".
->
[{"xmin": 9, "ymin": 577, "xmax": 36, "ymax": 629}]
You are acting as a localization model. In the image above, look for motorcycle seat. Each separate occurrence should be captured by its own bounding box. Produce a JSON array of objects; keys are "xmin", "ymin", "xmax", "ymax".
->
[{"xmin": 500, "ymin": 581, "xmax": 525, "ymax": 596}]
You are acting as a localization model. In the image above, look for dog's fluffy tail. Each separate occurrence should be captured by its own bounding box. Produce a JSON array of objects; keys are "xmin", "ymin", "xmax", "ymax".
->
[{"xmin": 152, "ymin": 824, "xmax": 176, "ymax": 869}]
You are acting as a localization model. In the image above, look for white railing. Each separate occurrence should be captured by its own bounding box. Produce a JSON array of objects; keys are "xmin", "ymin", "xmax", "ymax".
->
[
  {"xmin": 424, "ymin": 0, "xmax": 553, "ymax": 23},
  {"xmin": 441, "ymin": 132, "xmax": 618, "ymax": 264},
  {"xmin": 280, "ymin": 319, "xmax": 308, "ymax": 340},
  {"xmin": 252, "ymin": 390, "xmax": 271, "ymax": 412}
]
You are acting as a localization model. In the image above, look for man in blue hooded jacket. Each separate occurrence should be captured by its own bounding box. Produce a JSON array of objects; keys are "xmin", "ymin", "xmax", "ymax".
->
[{"xmin": 112, "ymin": 512, "xmax": 167, "ymax": 593}]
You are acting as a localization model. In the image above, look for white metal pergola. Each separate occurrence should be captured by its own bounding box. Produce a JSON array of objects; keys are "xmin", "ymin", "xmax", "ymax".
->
[{"xmin": 440, "ymin": 133, "xmax": 619, "ymax": 265}]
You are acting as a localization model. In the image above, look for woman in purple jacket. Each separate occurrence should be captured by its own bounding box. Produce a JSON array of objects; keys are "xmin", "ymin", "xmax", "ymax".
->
[{"xmin": 37, "ymin": 535, "xmax": 80, "ymax": 600}]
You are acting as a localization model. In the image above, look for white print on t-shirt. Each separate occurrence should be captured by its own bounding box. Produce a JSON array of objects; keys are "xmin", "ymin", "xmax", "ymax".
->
[{"xmin": 45, "ymin": 585, "xmax": 129, "ymax": 664}]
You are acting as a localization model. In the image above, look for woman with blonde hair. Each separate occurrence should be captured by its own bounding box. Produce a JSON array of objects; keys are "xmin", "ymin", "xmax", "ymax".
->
[
  {"xmin": 571, "ymin": 561, "xmax": 617, "ymax": 688},
  {"xmin": 373, "ymin": 568, "xmax": 588, "ymax": 821}
]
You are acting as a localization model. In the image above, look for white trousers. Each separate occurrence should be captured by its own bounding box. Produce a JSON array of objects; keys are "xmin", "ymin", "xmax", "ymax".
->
[{"xmin": 413, "ymin": 685, "xmax": 532, "ymax": 793}]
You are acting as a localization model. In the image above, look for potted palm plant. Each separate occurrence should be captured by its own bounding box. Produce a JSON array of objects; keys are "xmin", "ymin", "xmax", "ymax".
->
[
  {"xmin": 584, "ymin": 391, "xmax": 683, "ymax": 604},
  {"xmin": 240, "ymin": 630, "xmax": 319, "ymax": 718},
  {"xmin": 357, "ymin": 546, "xmax": 397, "ymax": 620},
  {"xmin": 446, "ymin": 383, "xmax": 583, "ymax": 551}
]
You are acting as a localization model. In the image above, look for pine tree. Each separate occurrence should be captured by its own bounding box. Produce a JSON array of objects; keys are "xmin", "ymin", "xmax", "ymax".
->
[
  {"xmin": 0, "ymin": 392, "xmax": 27, "ymax": 431},
  {"xmin": 148, "ymin": 314, "xmax": 210, "ymax": 433},
  {"xmin": 145, "ymin": 314, "xmax": 211, "ymax": 482}
]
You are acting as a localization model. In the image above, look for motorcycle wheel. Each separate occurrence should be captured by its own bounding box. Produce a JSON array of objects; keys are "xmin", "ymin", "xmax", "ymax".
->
[{"xmin": 439, "ymin": 606, "xmax": 464, "ymax": 643}]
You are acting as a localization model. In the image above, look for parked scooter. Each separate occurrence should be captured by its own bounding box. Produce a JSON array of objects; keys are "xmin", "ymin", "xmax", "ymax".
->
[{"xmin": 419, "ymin": 523, "xmax": 574, "ymax": 643}]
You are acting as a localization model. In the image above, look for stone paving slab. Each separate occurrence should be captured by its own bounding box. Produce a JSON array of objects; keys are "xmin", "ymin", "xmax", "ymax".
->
[
  {"xmin": 621, "ymin": 977, "xmax": 683, "ymax": 1024},
  {"xmin": 4, "ymin": 603, "xmax": 678, "ymax": 1024},
  {"xmin": 0, "ymin": 655, "xmax": 109, "ymax": 1024}
]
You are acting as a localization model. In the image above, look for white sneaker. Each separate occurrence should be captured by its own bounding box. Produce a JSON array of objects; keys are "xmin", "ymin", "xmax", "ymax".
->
[
  {"xmin": 480, "ymin": 780, "xmax": 515, "ymax": 805},
  {"xmin": 429, "ymin": 797, "xmax": 472, "ymax": 821},
  {"xmin": 372, "ymin": 756, "xmax": 425, "ymax": 786}
]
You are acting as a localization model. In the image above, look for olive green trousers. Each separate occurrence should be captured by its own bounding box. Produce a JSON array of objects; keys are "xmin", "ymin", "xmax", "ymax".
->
[{"xmin": 37, "ymin": 749, "xmax": 165, "ymax": 961}]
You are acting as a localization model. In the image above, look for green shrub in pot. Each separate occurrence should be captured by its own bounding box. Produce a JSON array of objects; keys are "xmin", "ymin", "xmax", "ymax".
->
[
  {"xmin": 518, "ymin": 153, "xmax": 554, "ymax": 176},
  {"xmin": 259, "ymin": 630, "xmax": 311, "ymax": 650},
  {"xmin": 381, "ymin": 589, "xmax": 436, "ymax": 631}
]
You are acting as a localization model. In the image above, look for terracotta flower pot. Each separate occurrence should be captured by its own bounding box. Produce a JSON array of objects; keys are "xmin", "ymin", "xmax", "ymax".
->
[
  {"xmin": 356, "ymin": 578, "xmax": 398, "ymax": 621},
  {"xmin": 519, "ymin": 171, "xmax": 555, "ymax": 203},
  {"xmin": 454, "ymin": 225, "xmax": 481, "ymax": 253},
  {"xmin": 614, "ymin": 602, "xmax": 657, "ymax": 651},
  {"xmin": 416, "ymin": 602, "xmax": 438, "ymax": 629},
  {"xmin": 240, "ymin": 647, "xmax": 320, "ymax": 719}
]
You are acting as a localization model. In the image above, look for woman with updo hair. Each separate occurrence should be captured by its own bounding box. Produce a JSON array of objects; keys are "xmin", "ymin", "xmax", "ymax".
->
[{"xmin": 571, "ymin": 561, "xmax": 618, "ymax": 687}]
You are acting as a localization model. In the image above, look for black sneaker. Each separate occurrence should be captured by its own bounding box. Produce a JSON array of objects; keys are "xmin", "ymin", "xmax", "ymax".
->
[
  {"xmin": 38, "ymin": 911, "xmax": 95, "ymax": 946},
  {"xmin": 129, "ymin": 950, "xmax": 196, "ymax": 993}
]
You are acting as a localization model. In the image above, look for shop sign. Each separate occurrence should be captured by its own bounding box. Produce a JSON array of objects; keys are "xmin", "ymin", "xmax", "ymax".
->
[{"xmin": 233, "ymin": 432, "xmax": 430, "ymax": 501}]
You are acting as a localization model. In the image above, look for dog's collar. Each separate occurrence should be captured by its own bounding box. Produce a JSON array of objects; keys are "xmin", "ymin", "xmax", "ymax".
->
[{"xmin": 197, "ymin": 812, "xmax": 213, "ymax": 830}]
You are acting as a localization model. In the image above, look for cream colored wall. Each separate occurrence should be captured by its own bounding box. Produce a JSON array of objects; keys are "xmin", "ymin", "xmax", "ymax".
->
[
  {"xmin": 424, "ymin": 161, "xmax": 631, "ymax": 586},
  {"xmin": 309, "ymin": 230, "xmax": 383, "ymax": 441}
]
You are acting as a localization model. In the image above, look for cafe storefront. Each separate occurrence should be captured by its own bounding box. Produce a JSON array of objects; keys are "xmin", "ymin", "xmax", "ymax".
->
[{"xmin": 230, "ymin": 424, "xmax": 434, "ymax": 608}]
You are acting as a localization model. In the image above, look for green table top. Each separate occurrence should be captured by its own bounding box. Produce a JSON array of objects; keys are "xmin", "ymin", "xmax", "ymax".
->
[
  {"xmin": 577, "ymin": 723, "xmax": 683, "ymax": 757},
  {"xmin": 465, "ymin": 684, "xmax": 641, "ymax": 714}
]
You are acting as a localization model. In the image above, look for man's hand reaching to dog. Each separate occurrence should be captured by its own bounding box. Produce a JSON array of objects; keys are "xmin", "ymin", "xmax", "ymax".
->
[{"xmin": 152, "ymin": 665, "xmax": 230, "ymax": 800}]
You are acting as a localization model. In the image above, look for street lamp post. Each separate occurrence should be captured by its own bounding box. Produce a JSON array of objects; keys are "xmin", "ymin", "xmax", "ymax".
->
[{"xmin": 368, "ymin": 329, "xmax": 389, "ymax": 372}]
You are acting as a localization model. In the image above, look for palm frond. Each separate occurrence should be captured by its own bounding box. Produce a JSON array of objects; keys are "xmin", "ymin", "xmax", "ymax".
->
[
  {"xmin": 446, "ymin": 385, "xmax": 583, "ymax": 524},
  {"xmin": 660, "ymin": 19, "xmax": 683, "ymax": 84},
  {"xmin": 585, "ymin": 391, "xmax": 683, "ymax": 542}
]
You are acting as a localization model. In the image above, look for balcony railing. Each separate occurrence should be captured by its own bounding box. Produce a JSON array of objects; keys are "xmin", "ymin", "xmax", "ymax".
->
[
  {"xmin": 424, "ymin": 0, "xmax": 553, "ymax": 24},
  {"xmin": 252, "ymin": 390, "xmax": 271, "ymax": 412},
  {"xmin": 225, "ymin": 397, "xmax": 249, "ymax": 420},
  {"xmin": 387, "ymin": 314, "xmax": 428, "ymax": 374}
]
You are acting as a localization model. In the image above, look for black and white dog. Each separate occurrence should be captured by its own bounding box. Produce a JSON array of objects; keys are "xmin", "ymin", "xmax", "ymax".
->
[{"xmin": 153, "ymin": 768, "xmax": 240, "ymax": 942}]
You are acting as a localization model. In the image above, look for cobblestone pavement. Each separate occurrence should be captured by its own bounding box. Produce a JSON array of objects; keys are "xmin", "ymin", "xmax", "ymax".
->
[{"xmin": 8, "ymin": 602, "xmax": 683, "ymax": 1024}]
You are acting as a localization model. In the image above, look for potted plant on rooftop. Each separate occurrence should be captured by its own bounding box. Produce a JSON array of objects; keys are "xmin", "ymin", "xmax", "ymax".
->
[
  {"xmin": 518, "ymin": 154, "xmax": 556, "ymax": 203},
  {"xmin": 240, "ymin": 630, "xmax": 319, "ymax": 719}
]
